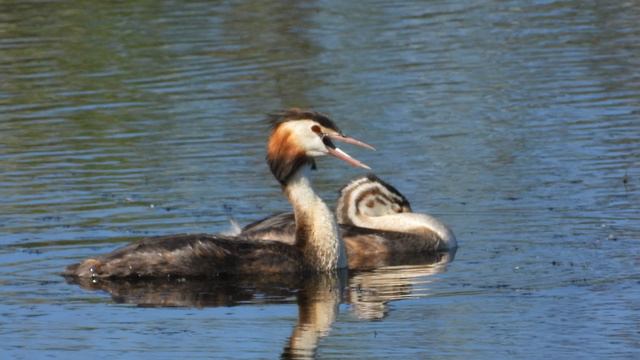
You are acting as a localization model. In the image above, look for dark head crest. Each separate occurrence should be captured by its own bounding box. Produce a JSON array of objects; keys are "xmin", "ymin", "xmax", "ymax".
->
[{"xmin": 266, "ymin": 108, "xmax": 342, "ymax": 134}]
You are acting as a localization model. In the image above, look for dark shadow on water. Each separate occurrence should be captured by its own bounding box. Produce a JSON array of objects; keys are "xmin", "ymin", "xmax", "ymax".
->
[
  {"xmin": 67, "ymin": 272, "xmax": 309, "ymax": 307},
  {"xmin": 64, "ymin": 250, "xmax": 455, "ymax": 359}
]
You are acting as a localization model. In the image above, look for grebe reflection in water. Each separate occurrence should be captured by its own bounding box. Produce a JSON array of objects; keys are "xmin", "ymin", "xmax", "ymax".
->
[{"xmin": 66, "ymin": 255, "xmax": 454, "ymax": 356}]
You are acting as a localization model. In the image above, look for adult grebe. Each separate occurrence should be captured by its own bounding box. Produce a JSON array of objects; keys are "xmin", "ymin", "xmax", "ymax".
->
[
  {"xmin": 63, "ymin": 109, "xmax": 374, "ymax": 278},
  {"xmin": 238, "ymin": 174, "xmax": 456, "ymax": 269}
]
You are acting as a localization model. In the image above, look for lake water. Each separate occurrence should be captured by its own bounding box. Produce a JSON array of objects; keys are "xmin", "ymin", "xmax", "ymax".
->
[{"xmin": 1, "ymin": 0, "xmax": 639, "ymax": 358}]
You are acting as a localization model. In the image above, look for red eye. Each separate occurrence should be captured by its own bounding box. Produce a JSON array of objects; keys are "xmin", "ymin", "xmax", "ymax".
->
[{"xmin": 311, "ymin": 125, "xmax": 322, "ymax": 134}]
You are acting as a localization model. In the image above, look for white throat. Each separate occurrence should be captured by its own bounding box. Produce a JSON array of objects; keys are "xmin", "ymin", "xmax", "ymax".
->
[{"xmin": 285, "ymin": 167, "xmax": 347, "ymax": 271}]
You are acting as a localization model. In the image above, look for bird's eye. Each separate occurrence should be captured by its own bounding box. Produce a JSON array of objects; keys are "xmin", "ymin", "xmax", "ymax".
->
[{"xmin": 311, "ymin": 125, "xmax": 322, "ymax": 134}]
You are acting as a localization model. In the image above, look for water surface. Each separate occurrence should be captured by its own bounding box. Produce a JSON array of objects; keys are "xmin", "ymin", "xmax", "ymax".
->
[{"xmin": 1, "ymin": 0, "xmax": 639, "ymax": 358}]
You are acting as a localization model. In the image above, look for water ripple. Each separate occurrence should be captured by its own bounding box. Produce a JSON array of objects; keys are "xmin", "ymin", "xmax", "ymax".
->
[{"xmin": 1, "ymin": 0, "xmax": 639, "ymax": 358}]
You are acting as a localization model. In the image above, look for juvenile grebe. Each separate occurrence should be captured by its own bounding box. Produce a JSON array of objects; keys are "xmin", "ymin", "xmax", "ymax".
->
[
  {"xmin": 64, "ymin": 109, "xmax": 373, "ymax": 278},
  {"xmin": 337, "ymin": 174, "xmax": 456, "ymax": 250},
  {"xmin": 238, "ymin": 174, "xmax": 456, "ymax": 269}
]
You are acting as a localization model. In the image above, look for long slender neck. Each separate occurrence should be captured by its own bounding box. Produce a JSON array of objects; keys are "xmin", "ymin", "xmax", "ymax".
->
[{"xmin": 284, "ymin": 168, "xmax": 347, "ymax": 271}]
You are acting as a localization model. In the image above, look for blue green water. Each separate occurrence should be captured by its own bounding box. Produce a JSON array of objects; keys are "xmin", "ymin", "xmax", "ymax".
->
[{"xmin": 1, "ymin": 0, "xmax": 639, "ymax": 358}]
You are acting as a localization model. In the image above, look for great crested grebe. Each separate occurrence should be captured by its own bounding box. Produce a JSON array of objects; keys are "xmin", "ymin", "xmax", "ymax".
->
[
  {"xmin": 337, "ymin": 174, "xmax": 456, "ymax": 250},
  {"xmin": 238, "ymin": 174, "xmax": 456, "ymax": 269},
  {"xmin": 64, "ymin": 109, "xmax": 374, "ymax": 278}
]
